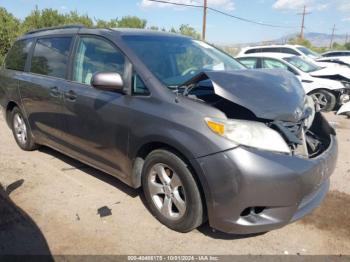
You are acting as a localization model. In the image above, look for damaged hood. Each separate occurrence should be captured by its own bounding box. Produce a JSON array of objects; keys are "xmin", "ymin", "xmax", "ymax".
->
[
  {"xmin": 185, "ymin": 69, "xmax": 306, "ymax": 122},
  {"xmin": 310, "ymin": 67, "xmax": 350, "ymax": 81}
]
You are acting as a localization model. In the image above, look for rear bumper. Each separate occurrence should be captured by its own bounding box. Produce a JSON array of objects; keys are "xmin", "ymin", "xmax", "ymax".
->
[{"xmin": 192, "ymin": 135, "xmax": 337, "ymax": 234}]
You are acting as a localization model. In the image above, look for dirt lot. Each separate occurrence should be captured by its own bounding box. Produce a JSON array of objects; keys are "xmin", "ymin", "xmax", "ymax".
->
[{"xmin": 0, "ymin": 110, "xmax": 349, "ymax": 255}]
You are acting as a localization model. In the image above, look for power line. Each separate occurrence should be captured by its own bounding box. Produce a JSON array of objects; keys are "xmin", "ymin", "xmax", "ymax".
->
[{"xmin": 147, "ymin": 0, "xmax": 297, "ymax": 29}]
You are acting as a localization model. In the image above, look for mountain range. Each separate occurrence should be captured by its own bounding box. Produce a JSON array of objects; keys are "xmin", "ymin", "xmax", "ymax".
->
[{"xmin": 229, "ymin": 32, "xmax": 349, "ymax": 48}]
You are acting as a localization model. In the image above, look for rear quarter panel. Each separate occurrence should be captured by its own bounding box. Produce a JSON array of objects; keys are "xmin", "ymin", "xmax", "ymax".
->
[{"xmin": 0, "ymin": 69, "xmax": 23, "ymax": 118}]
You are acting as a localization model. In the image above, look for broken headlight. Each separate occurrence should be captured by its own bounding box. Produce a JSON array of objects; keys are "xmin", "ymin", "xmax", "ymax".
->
[{"xmin": 205, "ymin": 118, "xmax": 291, "ymax": 154}]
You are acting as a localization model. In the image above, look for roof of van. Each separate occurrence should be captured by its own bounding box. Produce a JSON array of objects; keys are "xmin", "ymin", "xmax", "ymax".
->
[
  {"xmin": 240, "ymin": 44, "xmax": 303, "ymax": 50},
  {"xmin": 18, "ymin": 25, "xmax": 189, "ymax": 40},
  {"xmin": 237, "ymin": 53, "xmax": 295, "ymax": 59}
]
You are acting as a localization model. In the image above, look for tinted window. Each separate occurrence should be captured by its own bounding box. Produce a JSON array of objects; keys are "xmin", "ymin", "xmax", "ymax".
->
[
  {"xmin": 73, "ymin": 37, "xmax": 125, "ymax": 85},
  {"xmin": 296, "ymin": 47, "xmax": 320, "ymax": 58},
  {"xmin": 238, "ymin": 57, "xmax": 258, "ymax": 69},
  {"xmin": 280, "ymin": 48, "xmax": 299, "ymax": 55},
  {"xmin": 5, "ymin": 39, "xmax": 33, "ymax": 71},
  {"xmin": 245, "ymin": 48, "xmax": 261, "ymax": 54},
  {"xmin": 261, "ymin": 48, "xmax": 279, "ymax": 53},
  {"xmin": 325, "ymin": 52, "xmax": 339, "ymax": 57},
  {"xmin": 132, "ymin": 74, "xmax": 150, "ymax": 95},
  {"xmin": 30, "ymin": 37, "xmax": 72, "ymax": 78}
]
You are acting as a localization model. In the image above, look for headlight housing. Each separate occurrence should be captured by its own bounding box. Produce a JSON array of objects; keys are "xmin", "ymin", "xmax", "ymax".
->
[
  {"xmin": 342, "ymin": 81, "xmax": 350, "ymax": 89},
  {"xmin": 205, "ymin": 118, "xmax": 291, "ymax": 154}
]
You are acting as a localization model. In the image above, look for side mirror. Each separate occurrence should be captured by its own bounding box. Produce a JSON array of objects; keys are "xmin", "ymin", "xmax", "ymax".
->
[{"xmin": 91, "ymin": 72, "xmax": 124, "ymax": 93}]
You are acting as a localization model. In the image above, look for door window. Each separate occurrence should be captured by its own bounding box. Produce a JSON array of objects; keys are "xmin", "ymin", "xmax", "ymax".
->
[
  {"xmin": 262, "ymin": 58, "xmax": 289, "ymax": 69},
  {"xmin": 262, "ymin": 58, "xmax": 298, "ymax": 75},
  {"xmin": 73, "ymin": 37, "xmax": 125, "ymax": 85},
  {"xmin": 238, "ymin": 57, "xmax": 258, "ymax": 69},
  {"xmin": 5, "ymin": 39, "xmax": 33, "ymax": 71},
  {"xmin": 30, "ymin": 37, "xmax": 72, "ymax": 78}
]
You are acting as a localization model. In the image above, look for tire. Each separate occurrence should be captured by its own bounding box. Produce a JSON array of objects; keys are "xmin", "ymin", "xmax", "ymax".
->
[
  {"xmin": 142, "ymin": 149, "xmax": 204, "ymax": 233},
  {"xmin": 10, "ymin": 107, "xmax": 38, "ymax": 151},
  {"xmin": 311, "ymin": 90, "xmax": 336, "ymax": 112}
]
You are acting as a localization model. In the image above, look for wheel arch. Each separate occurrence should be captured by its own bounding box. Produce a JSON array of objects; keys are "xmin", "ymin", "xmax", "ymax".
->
[
  {"xmin": 131, "ymin": 141, "xmax": 208, "ymax": 216},
  {"xmin": 5, "ymin": 101, "xmax": 19, "ymax": 127}
]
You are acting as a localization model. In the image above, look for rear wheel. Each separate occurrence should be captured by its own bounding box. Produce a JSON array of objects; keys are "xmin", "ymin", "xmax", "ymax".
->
[
  {"xmin": 11, "ymin": 107, "xmax": 38, "ymax": 151},
  {"xmin": 142, "ymin": 149, "xmax": 204, "ymax": 233},
  {"xmin": 311, "ymin": 90, "xmax": 336, "ymax": 112}
]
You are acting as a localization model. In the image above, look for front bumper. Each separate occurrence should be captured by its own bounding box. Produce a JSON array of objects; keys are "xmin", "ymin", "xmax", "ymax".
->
[{"xmin": 192, "ymin": 135, "xmax": 337, "ymax": 234}]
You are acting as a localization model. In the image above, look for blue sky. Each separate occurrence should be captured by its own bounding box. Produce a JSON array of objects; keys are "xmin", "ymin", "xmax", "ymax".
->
[{"xmin": 1, "ymin": 0, "xmax": 349, "ymax": 44}]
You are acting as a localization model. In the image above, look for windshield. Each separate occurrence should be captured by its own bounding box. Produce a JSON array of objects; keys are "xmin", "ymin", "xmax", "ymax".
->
[
  {"xmin": 123, "ymin": 35, "xmax": 245, "ymax": 87},
  {"xmin": 284, "ymin": 56, "xmax": 321, "ymax": 73},
  {"xmin": 296, "ymin": 46, "xmax": 320, "ymax": 58}
]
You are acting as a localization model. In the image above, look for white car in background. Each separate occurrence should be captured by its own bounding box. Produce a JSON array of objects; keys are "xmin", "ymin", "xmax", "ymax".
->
[
  {"xmin": 238, "ymin": 44, "xmax": 348, "ymax": 69},
  {"xmin": 317, "ymin": 50, "xmax": 350, "ymax": 67},
  {"xmin": 236, "ymin": 53, "xmax": 350, "ymax": 112}
]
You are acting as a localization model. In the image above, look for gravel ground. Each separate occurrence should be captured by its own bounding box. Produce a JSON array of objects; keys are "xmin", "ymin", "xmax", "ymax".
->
[{"xmin": 0, "ymin": 110, "xmax": 349, "ymax": 255}]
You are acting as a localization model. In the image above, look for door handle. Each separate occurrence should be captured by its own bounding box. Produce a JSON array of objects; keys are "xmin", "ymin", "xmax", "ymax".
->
[
  {"xmin": 50, "ymin": 87, "xmax": 61, "ymax": 97},
  {"xmin": 64, "ymin": 90, "xmax": 77, "ymax": 101}
]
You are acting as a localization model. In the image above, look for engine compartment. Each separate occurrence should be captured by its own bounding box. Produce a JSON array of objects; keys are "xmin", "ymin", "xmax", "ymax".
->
[{"xmin": 185, "ymin": 78, "xmax": 334, "ymax": 159}]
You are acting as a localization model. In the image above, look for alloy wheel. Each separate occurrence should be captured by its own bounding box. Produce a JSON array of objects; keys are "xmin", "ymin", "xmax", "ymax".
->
[
  {"xmin": 312, "ymin": 93, "xmax": 328, "ymax": 110},
  {"xmin": 13, "ymin": 113, "xmax": 27, "ymax": 146},
  {"xmin": 147, "ymin": 163, "xmax": 187, "ymax": 220}
]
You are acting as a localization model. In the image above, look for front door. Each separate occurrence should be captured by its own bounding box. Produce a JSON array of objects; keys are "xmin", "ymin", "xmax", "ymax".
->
[{"xmin": 62, "ymin": 36, "xmax": 131, "ymax": 179}]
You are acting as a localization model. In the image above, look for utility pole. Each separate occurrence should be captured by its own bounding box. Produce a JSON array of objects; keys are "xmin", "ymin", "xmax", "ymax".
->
[
  {"xmin": 298, "ymin": 5, "xmax": 311, "ymax": 40},
  {"xmin": 329, "ymin": 24, "xmax": 336, "ymax": 49},
  {"xmin": 202, "ymin": 0, "xmax": 207, "ymax": 41}
]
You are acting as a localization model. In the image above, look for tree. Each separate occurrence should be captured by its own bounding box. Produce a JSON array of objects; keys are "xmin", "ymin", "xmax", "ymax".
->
[
  {"xmin": 288, "ymin": 37, "xmax": 312, "ymax": 48},
  {"xmin": 149, "ymin": 26, "xmax": 159, "ymax": 31},
  {"xmin": 65, "ymin": 11, "xmax": 93, "ymax": 27},
  {"xmin": 168, "ymin": 24, "xmax": 201, "ymax": 39},
  {"xmin": 178, "ymin": 24, "xmax": 201, "ymax": 39},
  {"xmin": 117, "ymin": 16, "xmax": 147, "ymax": 28},
  {"xmin": 22, "ymin": 7, "xmax": 66, "ymax": 32},
  {"xmin": 0, "ymin": 8, "xmax": 20, "ymax": 63},
  {"xmin": 95, "ymin": 18, "xmax": 119, "ymax": 28},
  {"xmin": 344, "ymin": 42, "xmax": 350, "ymax": 50}
]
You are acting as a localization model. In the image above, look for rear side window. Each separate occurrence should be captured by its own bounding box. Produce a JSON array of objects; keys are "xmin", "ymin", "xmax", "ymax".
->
[
  {"xmin": 30, "ymin": 37, "xmax": 72, "ymax": 79},
  {"xmin": 5, "ymin": 39, "xmax": 33, "ymax": 71}
]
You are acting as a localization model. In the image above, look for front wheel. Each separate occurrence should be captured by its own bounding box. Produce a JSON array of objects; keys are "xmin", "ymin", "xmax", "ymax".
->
[
  {"xmin": 142, "ymin": 149, "xmax": 204, "ymax": 233},
  {"xmin": 11, "ymin": 107, "xmax": 38, "ymax": 151},
  {"xmin": 311, "ymin": 90, "xmax": 336, "ymax": 112}
]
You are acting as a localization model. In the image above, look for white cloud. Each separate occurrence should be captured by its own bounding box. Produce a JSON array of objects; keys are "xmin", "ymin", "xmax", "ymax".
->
[
  {"xmin": 140, "ymin": 0, "xmax": 235, "ymax": 11},
  {"xmin": 342, "ymin": 17, "xmax": 350, "ymax": 22},
  {"xmin": 336, "ymin": 0, "xmax": 350, "ymax": 12},
  {"xmin": 272, "ymin": 0, "xmax": 328, "ymax": 11}
]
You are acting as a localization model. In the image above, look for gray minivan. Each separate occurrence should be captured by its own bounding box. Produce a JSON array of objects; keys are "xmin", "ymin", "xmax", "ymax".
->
[{"xmin": 0, "ymin": 26, "xmax": 337, "ymax": 234}]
